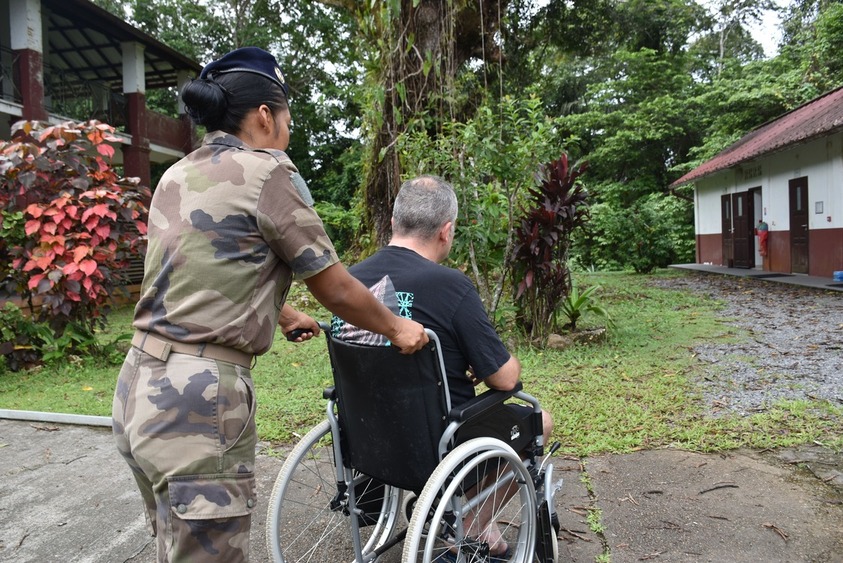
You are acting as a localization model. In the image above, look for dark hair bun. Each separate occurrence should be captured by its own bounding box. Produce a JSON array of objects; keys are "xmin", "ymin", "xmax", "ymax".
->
[{"xmin": 182, "ymin": 78, "xmax": 228, "ymax": 129}]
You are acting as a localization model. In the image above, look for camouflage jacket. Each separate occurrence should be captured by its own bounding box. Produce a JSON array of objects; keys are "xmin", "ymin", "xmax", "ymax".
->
[{"xmin": 134, "ymin": 131, "xmax": 338, "ymax": 355}]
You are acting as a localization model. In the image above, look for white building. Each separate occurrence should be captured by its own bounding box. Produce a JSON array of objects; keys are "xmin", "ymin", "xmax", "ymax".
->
[{"xmin": 671, "ymin": 86, "xmax": 843, "ymax": 278}]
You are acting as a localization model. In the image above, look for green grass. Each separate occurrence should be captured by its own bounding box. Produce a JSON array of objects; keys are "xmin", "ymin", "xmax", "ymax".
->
[
  {"xmin": 586, "ymin": 508, "xmax": 606, "ymax": 534},
  {"xmin": 1, "ymin": 269, "xmax": 841, "ymax": 455}
]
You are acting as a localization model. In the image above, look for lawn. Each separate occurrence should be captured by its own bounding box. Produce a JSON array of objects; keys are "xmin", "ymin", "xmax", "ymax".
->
[{"xmin": 1, "ymin": 269, "xmax": 840, "ymax": 455}]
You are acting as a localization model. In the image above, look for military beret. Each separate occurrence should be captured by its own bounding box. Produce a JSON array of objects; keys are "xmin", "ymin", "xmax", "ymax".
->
[{"xmin": 200, "ymin": 47, "xmax": 288, "ymax": 97}]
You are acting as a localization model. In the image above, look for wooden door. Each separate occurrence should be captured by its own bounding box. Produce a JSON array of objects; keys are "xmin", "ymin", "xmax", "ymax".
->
[
  {"xmin": 789, "ymin": 177, "xmax": 809, "ymax": 274},
  {"xmin": 732, "ymin": 192, "xmax": 753, "ymax": 268},
  {"xmin": 721, "ymin": 195, "xmax": 733, "ymax": 267}
]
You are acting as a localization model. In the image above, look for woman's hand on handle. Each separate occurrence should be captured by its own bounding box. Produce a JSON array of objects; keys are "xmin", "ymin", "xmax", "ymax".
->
[
  {"xmin": 387, "ymin": 317, "xmax": 428, "ymax": 354},
  {"xmin": 279, "ymin": 304, "xmax": 319, "ymax": 342}
]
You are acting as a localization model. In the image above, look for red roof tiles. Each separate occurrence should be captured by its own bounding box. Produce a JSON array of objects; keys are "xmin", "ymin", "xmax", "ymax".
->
[{"xmin": 671, "ymin": 86, "xmax": 843, "ymax": 187}]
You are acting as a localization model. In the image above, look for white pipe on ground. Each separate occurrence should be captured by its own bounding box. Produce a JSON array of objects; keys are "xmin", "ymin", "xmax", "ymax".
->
[{"xmin": 0, "ymin": 409, "xmax": 112, "ymax": 427}]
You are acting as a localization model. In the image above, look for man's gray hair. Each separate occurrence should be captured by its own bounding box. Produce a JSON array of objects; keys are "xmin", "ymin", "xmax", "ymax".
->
[{"xmin": 392, "ymin": 175, "xmax": 458, "ymax": 240}]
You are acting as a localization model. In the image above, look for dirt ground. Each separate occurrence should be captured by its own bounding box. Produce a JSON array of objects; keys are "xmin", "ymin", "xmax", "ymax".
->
[
  {"xmin": 645, "ymin": 271, "xmax": 843, "ymax": 498},
  {"xmin": 650, "ymin": 271, "xmax": 843, "ymax": 415},
  {"xmin": 1, "ymin": 270, "xmax": 842, "ymax": 563}
]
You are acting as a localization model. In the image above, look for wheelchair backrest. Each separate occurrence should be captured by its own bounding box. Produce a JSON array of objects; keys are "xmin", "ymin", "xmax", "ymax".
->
[{"xmin": 324, "ymin": 328, "xmax": 450, "ymax": 492}]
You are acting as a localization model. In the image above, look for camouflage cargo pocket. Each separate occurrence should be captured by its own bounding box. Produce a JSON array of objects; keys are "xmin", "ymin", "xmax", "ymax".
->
[
  {"xmin": 166, "ymin": 473, "xmax": 256, "ymax": 561},
  {"xmin": 168, "ymin": 472, "xmax": 256, "ymax": 520}
]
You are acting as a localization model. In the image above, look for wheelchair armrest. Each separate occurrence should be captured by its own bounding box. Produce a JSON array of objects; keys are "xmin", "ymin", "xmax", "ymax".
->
[{"xmin": 448, "ymin": 381, "xmax": 523, "ymax": 423}]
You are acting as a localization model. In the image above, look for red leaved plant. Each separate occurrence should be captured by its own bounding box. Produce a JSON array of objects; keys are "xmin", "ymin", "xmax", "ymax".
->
[
  {"xmin": 510, "ymin": 153, "xmax": 589, "ymax": 341},
  {"xmin": 0, "ymin": 120, "xmax": 149, "ymax": 344}
]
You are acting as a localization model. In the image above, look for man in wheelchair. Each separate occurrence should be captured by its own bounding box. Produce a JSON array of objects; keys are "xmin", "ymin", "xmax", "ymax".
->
[{"xmin": 332, "ymin": 175, "xmax": 555, "ymax": 561}]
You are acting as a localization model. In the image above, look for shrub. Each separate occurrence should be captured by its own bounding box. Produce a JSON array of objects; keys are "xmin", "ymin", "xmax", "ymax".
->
[
  {"xmin": 314, "ymin": 201, "xmax": 360, "ymax": 257},
  {"xmin": 510, "ymin": 153, "xmax": 589, "ymax": 341},
  {"xmin": 0, "ymin": 302, "xmax": 45, "ymax": 372},
  {"xmin": 559, "ymin": 282, "xmax": 614, "ymax": 332},
  {"xmin": 398, "ymin": 95, "xmax": 563, "ymax": 317},
  {"xmin": 0, "ymin": 120, "xmax": 149, "ymax": 363},
  {"xmin": 573, "ymin": 193, "xmax": 693, "ymax": 273},
  {"xmin": 0, "ymin": 301, "xmax": 129, "ymax": 373}
]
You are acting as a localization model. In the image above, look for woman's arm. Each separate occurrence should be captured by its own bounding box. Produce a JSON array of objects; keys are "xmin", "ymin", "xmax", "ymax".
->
[{"xmin": 303, "ymin": 263, "xmax": 428, "ymax": 353}]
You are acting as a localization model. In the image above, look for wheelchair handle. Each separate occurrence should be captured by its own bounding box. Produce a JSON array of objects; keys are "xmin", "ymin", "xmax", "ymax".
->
[{"xmin": 285, "ymin": 328, "xmax": 313, "ymax": 341}]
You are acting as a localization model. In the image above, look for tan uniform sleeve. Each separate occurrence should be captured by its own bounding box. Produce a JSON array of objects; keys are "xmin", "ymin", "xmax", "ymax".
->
[{"xmin": 255, "ymin": 160, "xmax": 339, "ymax": 279}]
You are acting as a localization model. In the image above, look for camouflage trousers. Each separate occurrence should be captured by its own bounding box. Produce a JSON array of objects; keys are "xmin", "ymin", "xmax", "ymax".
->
[{"xmin": 112, "ymin": 347, "xmax": 258, "ymax": 563}]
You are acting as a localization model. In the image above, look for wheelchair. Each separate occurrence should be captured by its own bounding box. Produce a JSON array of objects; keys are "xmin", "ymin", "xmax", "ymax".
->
[{"xmin": 266, "ymin": 323, "xmax": 563, "ymax": 562}]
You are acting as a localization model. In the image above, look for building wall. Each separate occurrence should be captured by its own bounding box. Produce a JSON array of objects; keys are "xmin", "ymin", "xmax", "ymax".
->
[
  {"xmin": 694, "ymin": 170, "xmax": 734, "ymax": 238},
  {"xmin": 0, "ymin": 0, "xmax": 192, "ymax": 178},
  {"xmin": 810, "ymin": 227, "xmax": 843, "ymax": 276},
  {"xmin": 694, "ymin": 133, "xmax": 843, "ymax": 277},
  {"xmin": 696, "ymin": 233, "xmax": 722, "ymax": 265}
]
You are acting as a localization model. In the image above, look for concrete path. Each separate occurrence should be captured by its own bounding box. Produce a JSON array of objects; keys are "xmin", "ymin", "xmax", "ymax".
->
[
  {"xmin": 669, "ymin": 263, "xmax": 843, "ymax": 292},
  {"xmin": 1, "ymin": 419, "xmax": 841, "ymax": 562}
]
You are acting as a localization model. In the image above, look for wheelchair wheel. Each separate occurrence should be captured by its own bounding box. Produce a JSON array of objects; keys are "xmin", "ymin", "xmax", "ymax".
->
[
  {"xmin": 402, "ymin": 437, "xmax": 537, "ymax": 562},
  {"xmin": 266, "ymin": 420, "xmax": 403, "ymax": 562}
]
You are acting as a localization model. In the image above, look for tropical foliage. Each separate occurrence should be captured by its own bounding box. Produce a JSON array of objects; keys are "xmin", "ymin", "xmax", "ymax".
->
[
  {"xmin": 86, "ymin": 0, "xmax": 843, "ymax": 274},
  {"xmin": 559, "ymin": 282, "xmax": 613, "ymax": 332},
  {"xmin": 399, "ymin": 95, "xmax": 563, "ymax": 315},
  {"xmin": 71, "ymin": 0, "xmax": 843, "ymax": 339},
  {"xmin": 0, "ymin": 121, "xmax": 149, "ymax": 367},
  {"xmin": 511, "ymin": 154, "xmax": 589, "ymax": 340}
]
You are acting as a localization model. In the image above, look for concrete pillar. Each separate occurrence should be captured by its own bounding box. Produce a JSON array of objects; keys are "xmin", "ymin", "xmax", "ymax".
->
[
  {"xmin": 176, "ymin": 69, "xmax": 190, "ymax": 116},
  {"xmin": 177, "ymin": 69, "xmax": 195, "ymax": 154},
  {"xmin": 121, "ymin": 41, "xmax": 150, "ymax": 188},
  {"xmin": 10, "ymin": 0, "xmax": 47, "ymax": 121}
]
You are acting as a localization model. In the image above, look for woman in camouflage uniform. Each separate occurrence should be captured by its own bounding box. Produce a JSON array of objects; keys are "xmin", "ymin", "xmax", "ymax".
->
[{"xmin": 112, "ymin": 47, "xmax": 427, "ymax": 563}]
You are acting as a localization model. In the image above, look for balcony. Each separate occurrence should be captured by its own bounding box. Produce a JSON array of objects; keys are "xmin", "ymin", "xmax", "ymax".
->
[
  {"xmin": 0, "ymin": 47, "xmax": 21, "ymax": 105},
  {"xmin": 43, "ymin": 62, "xmax": 128, "ymax": 128},
  {"xmin": 1, "ymin": 0, "xmax": 201, "ymax": 185}
]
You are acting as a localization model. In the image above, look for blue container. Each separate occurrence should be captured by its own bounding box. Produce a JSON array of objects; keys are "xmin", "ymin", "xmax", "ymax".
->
[{"xmin": 834, "ymin": 271, "xmax": 843, "ymax": 282}]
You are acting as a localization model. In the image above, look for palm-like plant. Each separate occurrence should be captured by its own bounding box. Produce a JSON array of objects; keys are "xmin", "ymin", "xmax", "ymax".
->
[{"xmin": 559, "ymin": 282, "xmax": 614, "ymax": 332}]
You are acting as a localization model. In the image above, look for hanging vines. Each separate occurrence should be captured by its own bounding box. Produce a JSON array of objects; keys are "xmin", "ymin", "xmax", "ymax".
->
[
  {"xmin": 362, "ymin": 0, "xmax": 454, "ymax": 246},
  {"xmin": 323, "ymin": 0, "xmax": 507, "ymax": 247}
]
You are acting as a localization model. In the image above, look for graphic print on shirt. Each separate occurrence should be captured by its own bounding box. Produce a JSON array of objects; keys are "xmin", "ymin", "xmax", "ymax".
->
[{"xmin": 332, "ymin": 275, "xmax": 413, "ymax": 346}]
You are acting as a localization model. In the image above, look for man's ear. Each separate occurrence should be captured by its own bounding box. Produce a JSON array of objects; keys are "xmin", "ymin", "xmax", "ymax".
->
[{"xmin": 439, "ymin": 221, "xmax": 453, "ymax": 241}]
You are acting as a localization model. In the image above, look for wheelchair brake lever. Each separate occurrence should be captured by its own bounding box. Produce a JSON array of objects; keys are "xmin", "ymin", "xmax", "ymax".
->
[{"xmin": 539, "ymin": 441, "xmax": 562, "ymax": 473}]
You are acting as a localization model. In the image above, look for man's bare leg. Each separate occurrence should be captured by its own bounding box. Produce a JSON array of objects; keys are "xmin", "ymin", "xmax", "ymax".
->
[{"xmin": 459, "ymin": 408, "xmax": 553, "ymax": 556}]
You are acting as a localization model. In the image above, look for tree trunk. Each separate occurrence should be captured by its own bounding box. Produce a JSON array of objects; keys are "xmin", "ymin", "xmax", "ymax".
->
[
  {"xmin": 366, "ymin": 94, "xmax": 402, "ymax": 246},
  {"xmin": 316, "ymin": 0, "xmax": 506, "ymax": 246},
  {"xmin": 364, "ymin": 0, "xmax": 452, "ymax": 246}
]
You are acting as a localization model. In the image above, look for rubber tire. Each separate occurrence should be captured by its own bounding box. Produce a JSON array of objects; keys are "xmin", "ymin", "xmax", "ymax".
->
[
  {"xmin": 266, "ymin": 420, "xmax": 403, "ymax": 562},
  {"xmin": 402, "ymin": 437, "xmax": 537, "ymax": 562}
]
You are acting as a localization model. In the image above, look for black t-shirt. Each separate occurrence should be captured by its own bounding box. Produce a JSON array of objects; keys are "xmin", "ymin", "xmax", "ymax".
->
[{"xmin": 333, "ymin": 245, "xmax": 511, "ymax": 406}]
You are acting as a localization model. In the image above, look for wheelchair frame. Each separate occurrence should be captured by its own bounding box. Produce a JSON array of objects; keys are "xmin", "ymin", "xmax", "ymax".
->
[{"xmin": 266, "ymin": 324, "xmax": 562, "ymax": 562}]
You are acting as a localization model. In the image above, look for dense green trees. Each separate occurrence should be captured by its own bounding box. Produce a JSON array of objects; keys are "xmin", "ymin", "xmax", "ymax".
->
[
  {"xmin": 93, "ymin": 0, "xmax": 361, "ymax": 208},
  {"xmin": 515, "ymin": 0, "xmax": 843, "ymax": 272},
  {"xmin": 93, "ymin": 0, "xmax": 843, "ymax": 295}
]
